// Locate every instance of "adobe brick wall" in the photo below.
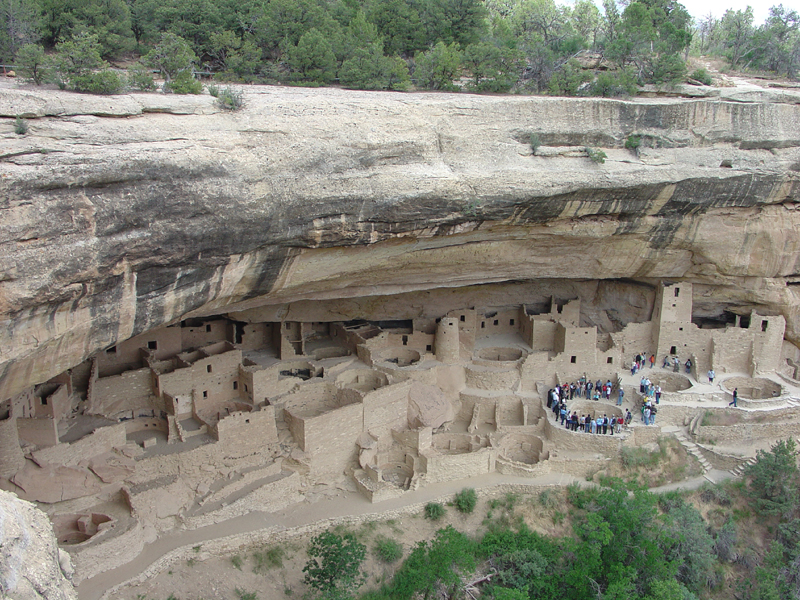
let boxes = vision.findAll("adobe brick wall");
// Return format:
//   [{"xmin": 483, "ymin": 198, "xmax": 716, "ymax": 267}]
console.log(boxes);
[
  {"xmin": 420, "ymin": 446, "xmax": 495, "ymax": 484},
  {"xmin": 212, "ymin": 406, "xmax": 278, "ymax": 450},
  {"xmin": 362, "ymin": 380, "xmax": 411, "ymax": 441},
  {"xmin": 89, "ymin": 368, "xmax": 153, "ymax": 415}
]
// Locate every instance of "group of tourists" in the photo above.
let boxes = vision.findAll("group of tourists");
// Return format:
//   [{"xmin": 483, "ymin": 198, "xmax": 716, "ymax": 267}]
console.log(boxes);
[
  {"xmin": 662, "ymin": 355, "xmax": 692, "ymax": 373},
  {"xmin": 547, "ymin": 377, "xmax": 616, "ymax": 405},
  {"xmin": 639, "ymin": 376, "xmax": 662, "ymax": 404},
  {"xmin": 640, "ymin": 399, "xmax": 658, "ymax": 425},
  {"xmin": 630, "ymin": 352, "xmax": 655, "ymax": 375},
  {"xmin": 554, "ymin": 407, "xmax": 633, "ymax": 435}
]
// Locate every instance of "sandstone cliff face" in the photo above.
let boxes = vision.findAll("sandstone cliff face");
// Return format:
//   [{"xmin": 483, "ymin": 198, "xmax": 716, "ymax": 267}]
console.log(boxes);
[
  {"xmin": 0, "ymin": 489, "xmax": 77, "ymax": 600},
  {"xmin": 1, "ymin": 82, "xmax": 799, "ymax": 398}
]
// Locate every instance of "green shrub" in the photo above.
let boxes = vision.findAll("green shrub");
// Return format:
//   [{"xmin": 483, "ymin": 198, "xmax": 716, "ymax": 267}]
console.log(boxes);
[
  {"xmin": 690, "ymin": 68, "xmax": 713, "ymax": 86},
  {"xmin": 538, "ymin": 489, "xmax": 559, "ymax": 509},
  {"xmin": 373, "ymin": 536, "xmax": 403, "ymax": 563},
  {"xmin": 164, "ymin": 71, "xmax": 202, "ymax": 94},
  {"xmin": 235, "ymin": 588, "xmax": 257, "ymax": 600},
  {"xmin": 585, "ymin": 147, "xmax": 607, "ymax": 164},
  {"xmin": 128, "ymin": 64, "xmax": 156, "ymax": 91},
  {"xmin": 530, "ymin": 133, "xmax": 541, "ymax": 154},
  {"xmin": 303, "ymin": 530, "xmax": 366, "ymax": 598},
  {"xmin": 253, "ymin": 545, "xmax": 284, "ymax": 573},
  {"xmin": 14, "ymin": 116, "xmax": 28, "ymax": 135},
  {"xmin": 72, "ymin": 70, "xmax": 124, "ymax": 94},
  {"xmin": 624, "ymin": 135, "xmax": 641, "ymax": 153},
  {"xmin": 231, "ymin": 554, "xmax": 243, "ymax": 570},
  {"xmin": 207, "ymin": 84, "xmax": 220, "ymax": 97},
  {"xmin": 454, "ymin": 488, "xmax": 478, "ymax": 514},
  {"xmin": 425, "ymin": 502, "xmax": 446, "ymax": 520},
  {"xmin": 215, "ymin": 87, "xmax": 244, "ymax": 111}
]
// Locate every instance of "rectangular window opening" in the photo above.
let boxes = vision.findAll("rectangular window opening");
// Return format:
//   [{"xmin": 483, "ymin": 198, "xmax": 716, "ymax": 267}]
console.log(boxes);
[
  {"xmin": 481, "ymin": 322, "xmax": 485, "ymax": 329},
  {"xmin": 762, "ymin": 321, "xmax": 768, "ymax": 332},
  {"xmin": 460, "ymin": 315, "xmax": 466, "ymax": 322},
  {"xmin": 510, "ymin": 319, "xmax": 515, "ymax": 326},
  {"xmin": 493, "ymin": 320, "xmax": 499, "ymax": 326},
  {"xmin": 147, "ymin": 341, "xmax": 158, "ymax": 350},
  {"xmin": 426, "ymin": 344, "xmax": 432, "ymax": 352},
  {"xmin": 670, "ymin": 346, "xmax": 677, "ymax": 354},
  {"xmin": 206, "ymin": 324, "xmax": 211, "ymax": 332},
  {"xmin": 402, "ymin": 335, "xmax": 408, "ymax": 346},
  {"xmin": 570, "ymin": 356, "xmax": 577, "ymax": 364},
  {"xmin": 233, "ymin": 381, "xmax": 238, "ymax": 390},
  {"xmin": 674, "ymin": 288, "xmax": 680, "ymax": 297},
  {"xmin": 206, "ymin": 365, "xmax": 212, "ymax": 373},
  {"xmin": 202, "ymin": 390, "xmax": 208, "ymax": 398},
  {"xmin": 607, "ymin": 357, "xmax": 613, "ymax": 364}
]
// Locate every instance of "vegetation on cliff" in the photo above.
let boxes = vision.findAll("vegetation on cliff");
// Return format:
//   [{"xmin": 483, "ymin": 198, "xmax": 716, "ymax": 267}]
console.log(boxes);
[{"xmin": 3, "ymin": 0, "xmax": 798, "ymax": 95}]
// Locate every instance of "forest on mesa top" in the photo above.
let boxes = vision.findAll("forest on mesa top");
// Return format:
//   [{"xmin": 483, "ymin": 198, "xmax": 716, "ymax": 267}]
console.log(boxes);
[{"xmin": 1, "ymin": 0, "xmax": 799, "ymax": 95}]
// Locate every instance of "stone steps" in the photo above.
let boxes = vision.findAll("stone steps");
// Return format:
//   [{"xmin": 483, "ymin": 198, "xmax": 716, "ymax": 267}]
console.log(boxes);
[
  {"xmin": 674, "ymin": 431, "xmax": 712, "ymax": 474},
  {"xmin": 729, "ymin": 456, "xmax": 758, "ymax": 478}
]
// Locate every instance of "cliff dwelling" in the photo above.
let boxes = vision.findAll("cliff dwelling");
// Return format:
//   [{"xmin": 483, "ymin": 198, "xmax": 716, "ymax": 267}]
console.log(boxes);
[{"xmin": 2, "ymin": 82, "xmax": 800, "ymax": 597}]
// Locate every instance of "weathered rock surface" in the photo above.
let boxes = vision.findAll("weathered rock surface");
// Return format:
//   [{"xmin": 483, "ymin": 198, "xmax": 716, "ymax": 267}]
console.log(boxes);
[
  {"xmin": 0, "ymin": 489, "xmax": 78, "ymax": 600},
  {"xmin": 1, "ymin": 82, "xmax": 799, "ymax": 398},
  {"xmin": 408, "ymin": 382, "xmax": 455, "ymax": 429}
]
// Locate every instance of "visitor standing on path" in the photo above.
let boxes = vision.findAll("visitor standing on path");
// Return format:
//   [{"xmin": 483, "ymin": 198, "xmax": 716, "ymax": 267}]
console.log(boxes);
[
  {"xmin": 649, "ymin": 354, "xmax": 655, "ymax": 368},
  {"xmin": 673, "ymin": 356, "xmax": 680, "ymax": 372},
  {"xmin": 708, "ymin": 369, "xmax": 715, "ymax": 384},
  {"xmin": 729, "ymin": 388, "xmax": 738, "ymax": 407},
  {"xmin": 617, "ymin": 387, "xmax": 624, "ymax": 406}
]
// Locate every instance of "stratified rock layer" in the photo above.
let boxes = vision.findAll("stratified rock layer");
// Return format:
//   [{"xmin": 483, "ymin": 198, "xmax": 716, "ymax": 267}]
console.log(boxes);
[{"xmin": 1, "ymin": 83, "xmax": 799, "ymax": 398}]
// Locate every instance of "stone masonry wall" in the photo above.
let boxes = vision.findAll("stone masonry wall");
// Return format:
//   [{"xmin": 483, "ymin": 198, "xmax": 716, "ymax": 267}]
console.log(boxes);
[{"xmin": 31, "ymin": 423, "xmax": 127, "ymax": 467}]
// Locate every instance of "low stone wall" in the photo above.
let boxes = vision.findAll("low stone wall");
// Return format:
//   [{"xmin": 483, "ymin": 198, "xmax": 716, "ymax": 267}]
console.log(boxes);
[
  {"xmin": 543, "ymin": 416, "xmax": 623, "ymax": 454},
  {"xmin": 464, "ymin": 365, "xmax": 519, "ymax": 391},
  {"xmin": 695, "ymin": 423, "xmax": 800, "ymax": 443},
  {"xmin": 420, "ymin": 447, "xmax": 496, "ymax": 484},
  {"xmin": 495, "ymin": 456, "xmax": 552, "ymax": 478},
  {"xmin": 32, "ymin": 423, "xmax": 127, "ymax": 467},
  {"xmin": 69, "ymin": 518, "xmax": 146, "ymax": 585},
  {"xmin": 182, "ymin": 471, "xmax": 302, "ymax": 529}
]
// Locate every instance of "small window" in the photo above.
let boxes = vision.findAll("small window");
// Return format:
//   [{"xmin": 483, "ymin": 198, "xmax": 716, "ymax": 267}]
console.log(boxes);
[
  {"xmin": 244, "ymin": 384, "xmax": 249, "ymax": 392},
  {"xmin": 510, "ymin": 319, "xmax": 515, "ymax": 326},
  {"xmin": 762, "ymin": 321, "xmax": 768, "ymax": 332},
  {"xmin": 148, "ymin": 341, "xmax": 157, "ymax": 350},
  {"xmin": 679, "ymin": 327, "xmax": 683, "ymax": 331},
  {"xmin": 207, "ymin": 365, "xmax": 212, "ymax": 373},
  {"xmin": 426, "ymin": 345, "xmax": 432, "ymax": 352},
  {"xmin": 233, "ymin": 381, "xmax": 238, "ymax": 390},
  {"xmin": 460, "ymin": 315, "xmax": 465, "ymax": 322},
  {"xmin": 570, "ymin": 356, "xmax": 577, "ymax": 364},
  {"xmin": 206, "ymin": 324, "xmax": 211, "ymax": 332},
  {"xmin": 674, "ymin": 288, "xmax": 680, "ymax": 297},
  {"xmin": 203, "ymin": 390, "xmax": 208, "ymax": 398},
  {"xmin": 672, "ymin": 304, "xmax": 677, "ymax": 308},
  {"xmin": 448, "ymin": 322, "xmax": 454, "ymax": 326},
  {"xmin": 607, "ymin": 357, "xmax": 613, "ymax": 364},
  {"xmin": 481, "ymin": 322, "xmax": 485, "ymax": 329},
  {"xmin": 670, "ymin": 346, "xmax": 677, "ymax": 354},
  {"xmin": 493, "ymin": 320, "xmax": 499, "ymax": 326},
  {"xmin": 41, "ymin": 397, "xmax": 48, "ymax": 405},
  {"xmin": 245, "ymin": 419, "xmax": 250, "ymax": 424},
  {"xmin": 107, "ymin": 346, "xmax": 117, "ymax": 354},
  {"xmin": 402, "ymin": 335, "xmax": 408, "ymax": 346}
]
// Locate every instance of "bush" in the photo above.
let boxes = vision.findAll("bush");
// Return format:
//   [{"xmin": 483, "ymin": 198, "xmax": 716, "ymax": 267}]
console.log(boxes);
[
  {"xmin": 690, "ymin": 68, "xmax": 713, "ymax": 86},
  {"xmin": 585, "ymin": 147, "xmax": 607, "ymax": 164},
  {"xmin": 207, "ymin": 84, "xmax": 220, "ymax": 97},
  {"xmin": 128, "ymin": 64, "xmax": 156, "ymax": 91},
  {"xmin": 235, "ymin": 588, "xmax": 256, "ymax": 600},
  {"xmin": 72, "ymin": 70, "xmax": 124, "ymax": 94},
  {"xmin": 530, "ymin": 133, "xmax": 541, "ymax": 154},
  {"xmin": 164, "ymin": 71, "xmax": 202, "ymax": 94},
  {"xmin": 14, "ymin": 116, "xmax": 28, "ymax": 135},
  {"xmin": 215, "ymin": 87, "xmax": 244, "ymax": 111},
  {"xmin": 587, "ymin": 68, "xmax": 638, "ymax": 97},
  {"xmin": 15, "ymin": 44, "xmax": 50, "ymax": 85},
  {"xmin": 303, "ymin": 530, "xmax": 366, "ymax": 598},
  {"xmin": 253, "ymin": 545, "xmax": 284, "ymax": 573},
  {"xmin": 454, "ymin": 488, "xmax": 478, "ymax": 514},
  {"xmin": 425, "ymin": 502, "xmax": 446, "ymax": 520},
  {"xmin": 625, "ymin": 135, "xmax": 641, "ymax": 154},
  {"xmin": 373, "ymin": 537, "xmax": 403, "ymax": 563}
]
